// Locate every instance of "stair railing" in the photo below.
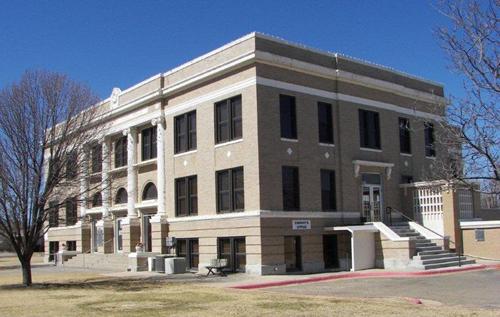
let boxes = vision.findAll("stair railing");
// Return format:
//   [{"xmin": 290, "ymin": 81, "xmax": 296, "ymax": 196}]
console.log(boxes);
[{"xmin": 386, "ymin": 206, "xmax": 463, "ymax": 267}]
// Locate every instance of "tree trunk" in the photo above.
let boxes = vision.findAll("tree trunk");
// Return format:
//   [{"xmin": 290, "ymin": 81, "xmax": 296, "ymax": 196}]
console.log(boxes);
[{"xmin": 21, "ymin": 258, "xmax": 32, "ymax": 287}]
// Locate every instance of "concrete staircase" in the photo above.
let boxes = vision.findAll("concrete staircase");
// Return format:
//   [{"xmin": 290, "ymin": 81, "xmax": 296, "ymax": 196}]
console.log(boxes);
[
  {"xmin": 62, "ymin": 253, "xmax": 129, "ymax": 271},
  {"xmin": 389, "ymin": 222, "xmax": 476, "ymax": 270}
]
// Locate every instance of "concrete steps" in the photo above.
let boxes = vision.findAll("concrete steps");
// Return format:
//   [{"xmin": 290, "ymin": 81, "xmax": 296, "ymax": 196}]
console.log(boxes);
[{"xmin": 388, "ymin": 223, "xmax": 476, "ymax": 270}]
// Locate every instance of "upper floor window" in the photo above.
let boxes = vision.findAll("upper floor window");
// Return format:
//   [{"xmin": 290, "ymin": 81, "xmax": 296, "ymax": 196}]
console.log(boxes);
[
  {"xmin": 175, "ymin": 176, "xmax": 198, "ymax": 217},
  {"xmin": 175, "ymin": 111, "xmax": 197, "ymax": 153},
  {"xmin": 115, "ymin": 188, "xmax": 128, "ymax": 205},
  {"xmin": 321, "ymin": 170, "xmax": 336, "ymax": 211},
  {"xmin": 424, "ymin": 122, "xmax": 436, "ymax": 157},
  {"xmin": 401, "ymin": 175, "xmax": 414, "ymax": 184},
  {"xmin": 280, "ymin": 95, "xmax": 297, "ymax": 139},
  {"xmin": 282, "ymin": 166, "xmax": 300, "ymax": 211},
  {"xmin": 92, "ymin": 192, "xmax": 102, "ymax": 208},
  {"xmin": 91, "ymin": 144, "xmax": 102, "ymax": 173},
  {"xmin": 318, "ymin": 102, "xmax": 334, "ymax": 144},
  {"xmin": 114, "ymin": 136, "xmax": 127, "ymax": 168},
  {"xmin": 359, "ymin": 109, "xmax": 381, "ymax": 149},
  {"xmin": 399, "ymin": 117, "xmax": 411, "ymax": 154},
  {"xmin": 65, "ymin": 197, "xmax": 77, "ymax": 226},
  {"xmin": 142, "ymin": 182, "xmax": 158, "ymax": 201},
  {"xmin": 66, "ymin": 151, "xmax": 78, "ymax": 180},
  {"xmin": 141, "ymin": 127, "xmax": 157, "ymax": 161},
  {"xmin": 215, "ymin": 95, "xmax": 242, "ymax": 144},
  {"xmin": 48, "ymin": 201, "xmax": 59, "ymax": 227},
  {"xmin": 216, "ymin": 167, "xmax": 244, "ymax": 213}
]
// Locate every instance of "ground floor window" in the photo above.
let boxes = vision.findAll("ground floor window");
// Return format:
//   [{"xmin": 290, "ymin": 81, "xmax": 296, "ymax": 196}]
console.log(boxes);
[
  {"xmin": 284, "ymin": 236, "xmax": 301, "ymax": 272},
  {"xmin": 218, "ymin": 237, "xmax": 246, "ymax": 273},
  {"xmin": 66, "ymin": 240, "xmax": 77, "ymax": 251},
  {"xmin": 176, "ymin": 238, "xmax": 199, "ymax": 271}
]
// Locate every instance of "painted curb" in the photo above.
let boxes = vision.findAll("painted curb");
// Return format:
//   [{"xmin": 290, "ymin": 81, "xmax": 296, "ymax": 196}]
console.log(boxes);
[{"xmin": 231, "ymin": 264, "xmax": 499, "ymax": 290}]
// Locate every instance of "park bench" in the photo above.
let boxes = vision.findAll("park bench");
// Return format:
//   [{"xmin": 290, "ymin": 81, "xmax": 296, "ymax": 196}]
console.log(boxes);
[{"xmin": 205, "ymin": 258, "xmax": 228, "ymax": 276}]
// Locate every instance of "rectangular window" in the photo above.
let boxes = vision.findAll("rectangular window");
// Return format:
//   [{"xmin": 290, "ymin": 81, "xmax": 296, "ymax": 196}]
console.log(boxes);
[
  {"xmin": 321, "ymin": 170, "xmax": 336, "ymax": 211},
  {"xmin": 424, "ymin": 122, "xmax": 436, "ymax": 157},
  {"xmin": 176, "ymin": 238, "xmax": 199, "ymax": 270},
  {"xmin": 141, "ymin": 127, "xmax": 157, "ymax": 161},
  {"xmin": 215, "ymin": 96, "xmax": 242, "ymax": 144},
  {"xmin": 65, "ymin": 197, "xmax": 77, "ymax": 226},
  {"xmin": 175, "ymin": 111, "xmax": 196, "ymax": 154},
  {"xmin": 114, "ymin": 136, "xmax": 127, "ymax": 168},
  {"xmin": 175, "ymin": 175, "xmax": 197, "ymax": 217},
  {"xmin": 217, "ymin": 237, "xmax": 246, "ymax": 273},
  {"xmin": 66, "ymin": 151, "xmax": 78, "ymax": 180},
  {"xmin": 216, "ymin": 167, "xmax": 244, "ymax": 213},
  {"xmin": 399, "ymin": 117, "xmax": 411, "ymax": 154},
  {"xmin": 91, "ymin": 144, "xmax": 102, "ymax": 173},
  {"xmin": 401, "ymin": 175, "xmax": 414, "ymax": 184},
  {"xmin": 282, "ymin": 166, "xmax": 300, "ymax": 211},
  {"xmin": 318, "ymin": 102, "xmax": 334, "ymax": 144},
  {"xmin": 66, "ymin": 241, "xmax": 77, "ymax": 251},
  {"xmin": 280, "ymin": 95, "xmax": 297, "ymax": 139},
  {"xmin": 359, "ymin": 109, "xmax": 381, "ymax": 149},
  {"xmin": 48, "ymin": 201, "xmax": 59, "ymax": 227}
]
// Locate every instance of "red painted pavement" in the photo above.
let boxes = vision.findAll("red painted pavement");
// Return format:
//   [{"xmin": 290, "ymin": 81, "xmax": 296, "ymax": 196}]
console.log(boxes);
[{"xmin": 231, "ymin": 264, "xmax": 500, "ymax": 290}]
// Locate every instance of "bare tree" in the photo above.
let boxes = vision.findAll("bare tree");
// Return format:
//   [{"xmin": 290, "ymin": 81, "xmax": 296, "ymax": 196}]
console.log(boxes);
[
  {"xmin": 431, "ymin": 0, "xmax": 499, "ymax": 194},
  {"xmin": 0, "ymin": 70, "xmax": 106, "ymax": 286}
]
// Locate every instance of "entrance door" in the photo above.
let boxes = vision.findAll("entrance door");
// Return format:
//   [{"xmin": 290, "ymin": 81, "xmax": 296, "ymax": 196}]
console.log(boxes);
[
  {"xmin": 323, "ymin": 235, "xmax": 339, "ymax": 269},
  {"xmin": 218, "ymin": 237, "xmax": 246, "ymax": 273},
  {"xmin": 362, "ymin": 186, "xmax": 382, "ymax": 221},
  {"xmin": 142, "ymin": 215, "xmax": 152, "ymax": 252},
  {"xmin": 91, "ymin": 220, "xmax": 98, "ymax": 253},
  {"xmin": 49, "ymin": 241, "xmax": 59, "ymax": 262},
  {"xmin": 115, "ymin": 218, "xmax": 123, "ymax": 253},
  {"xmin": 284, "ymin": 236, "xmax": 302, "ymax": 272}
]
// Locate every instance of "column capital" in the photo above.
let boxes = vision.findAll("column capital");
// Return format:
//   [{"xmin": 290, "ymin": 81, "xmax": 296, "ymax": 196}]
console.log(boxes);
[
  {"xmin": 151, "ymin": 116, "xmax": 165, "ymax": 127},
  {"xmin": 122, "ymin": 127, "xmax": 137, "ymax": 136}
]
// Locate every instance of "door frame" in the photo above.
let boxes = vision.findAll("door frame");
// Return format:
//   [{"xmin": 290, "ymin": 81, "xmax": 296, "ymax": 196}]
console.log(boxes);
[
  {"xmin": 361, "ymin": 173, "xmax": 383, "ymax": 222},
  {"xmin": 141, "ymin": 214, "xmax": 152, "ymax": 252},
  {"xmin": 115, "ymin": 217, "xmax": 124, "ymax": 253}
]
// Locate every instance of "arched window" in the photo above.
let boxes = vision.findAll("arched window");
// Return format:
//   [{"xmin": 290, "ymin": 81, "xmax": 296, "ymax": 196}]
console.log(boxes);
[
  {"xmin": 92, "ymin": 192, "xmax": 102, "ymax": 208},
  {"xmin": 142, "ymin": 183, "xmax": 157, "ymax": 201},
  {"xmin": 115, "ymin": 188, "xmax": 128, "ymax": 204}
]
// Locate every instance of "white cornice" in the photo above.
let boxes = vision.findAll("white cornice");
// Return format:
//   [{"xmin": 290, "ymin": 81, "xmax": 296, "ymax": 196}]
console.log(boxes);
[{"xmin": 460, "ymin": 220, "xmax": 500, "ymax": 229}]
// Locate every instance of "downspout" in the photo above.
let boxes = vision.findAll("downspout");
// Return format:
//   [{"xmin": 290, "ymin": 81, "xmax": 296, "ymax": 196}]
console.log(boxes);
[{"xmin": 333, "ymin": 53, "xmax": 345, "ymax": 222}]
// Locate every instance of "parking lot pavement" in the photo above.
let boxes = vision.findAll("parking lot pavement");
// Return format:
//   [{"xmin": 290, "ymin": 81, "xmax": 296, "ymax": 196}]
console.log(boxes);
[{"xmin": 264, "ymin": 269, "xmax": 500, "ymax": 309}]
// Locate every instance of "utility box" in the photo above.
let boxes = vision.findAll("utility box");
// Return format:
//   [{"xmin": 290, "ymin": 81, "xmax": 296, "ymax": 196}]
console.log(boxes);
[
  {"xmin": 165, "ymin": 257, "xmax": 186, "ymax": 274},
  {"xmin": 155, "ymin": 255, "xmax": 170, "ymax": 273}
]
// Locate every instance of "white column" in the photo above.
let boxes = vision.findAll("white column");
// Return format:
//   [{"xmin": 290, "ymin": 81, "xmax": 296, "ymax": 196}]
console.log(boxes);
[
  {"xmin": 79, "ymin": 149, "xmax": 88, "ymax": 219},
  {"xmin": 152, "ymin": 117, "xmax": 166, "ymax": 217},
  {"xmin": 124, "ymin": 128, "xmax": 138, "ymax": 218},
  {"xmin": 101, "ymin": 138, "xmax": 111, "ymax": 218}
]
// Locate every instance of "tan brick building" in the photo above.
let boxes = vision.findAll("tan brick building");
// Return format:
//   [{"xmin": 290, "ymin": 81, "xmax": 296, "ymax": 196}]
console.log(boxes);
[{"xmin": 46, "ymin": 33, "xmax": 473, "ymax": 274}]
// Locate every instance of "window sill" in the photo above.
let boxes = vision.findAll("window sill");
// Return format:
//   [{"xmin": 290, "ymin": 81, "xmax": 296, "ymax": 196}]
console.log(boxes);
[
  {"xmin": 319, "ymin": 142, "xmax": 335, "ymax": 148},
  {"xmin": 360, "ymin": 147, "xmax": 382, "ymax": 153},
  {"xmin": 134, "ymin": 158, "xmax": 157, "ymax": 168},
  {"xmin": 400, "ymin": 153, "xmax": 413, "ymax": 157},
  {"xmin": 110, "ymin": 166, "xmax": 128, "ymax": 173},
  {"xmin": 281, "ymin": 138, "xmax": 298, "ymax": 143},
  {"xmin": 173, "ymin": 149, "xmax": 197, "ymax": 158},
  {"xmin": 215, "ymin": 138, "xmax": 243, "ymax": 148},
  {"xmin": 89, "ymin": 172, "xmax": 102, "ymax": 177},
  {"xmin": 425, "ymin": 156, "xmax": 436, "ymax": 160}
]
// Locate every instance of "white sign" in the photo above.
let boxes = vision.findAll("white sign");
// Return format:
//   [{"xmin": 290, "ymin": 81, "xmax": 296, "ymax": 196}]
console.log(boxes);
[{"xmin": 292, "ymin": 219, "xmax": 311, "ymax": 230}]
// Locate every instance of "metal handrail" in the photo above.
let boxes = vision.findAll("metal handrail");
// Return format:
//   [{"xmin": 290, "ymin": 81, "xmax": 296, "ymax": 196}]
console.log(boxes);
[{"xmin": 386, "ymin": 206, "xmax": 463, "ymax": 267}]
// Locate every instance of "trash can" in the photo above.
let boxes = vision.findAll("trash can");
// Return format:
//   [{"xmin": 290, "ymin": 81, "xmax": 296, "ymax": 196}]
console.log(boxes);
[{"xmin": 147, "ymin": 257, "xmax": 156, "ymax": 272}]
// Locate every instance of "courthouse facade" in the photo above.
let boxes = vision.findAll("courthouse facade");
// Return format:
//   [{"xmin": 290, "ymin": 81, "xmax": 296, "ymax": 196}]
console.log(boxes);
[{"xmin": 45, "ymin": 33, "xmax": 450, "ymax": 274}]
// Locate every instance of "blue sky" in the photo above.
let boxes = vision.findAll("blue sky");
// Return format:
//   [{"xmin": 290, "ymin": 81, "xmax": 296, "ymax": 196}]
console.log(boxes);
[{"xmin": 0, "ymin": 1, "xmax": 461, "ymax": 99}]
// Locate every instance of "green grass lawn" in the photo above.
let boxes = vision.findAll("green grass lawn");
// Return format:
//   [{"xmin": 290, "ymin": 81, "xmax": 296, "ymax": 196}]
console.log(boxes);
[{"xmin": 0, "ymin": 266, "xmax": 497, "ymax": 317}]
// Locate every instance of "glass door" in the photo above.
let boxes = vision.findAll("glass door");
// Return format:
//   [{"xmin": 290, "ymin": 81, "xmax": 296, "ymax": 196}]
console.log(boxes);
[
  {"xmin": 362, "ymin": 185, "xmax": 383, "ymax": 222},
  {"xmin": 115, "ymin": 218, "xmax": 123, "ymax": 253},
  {"xmin": 142, "ymin": 215, "xmax": 152, "ymax": 252}
]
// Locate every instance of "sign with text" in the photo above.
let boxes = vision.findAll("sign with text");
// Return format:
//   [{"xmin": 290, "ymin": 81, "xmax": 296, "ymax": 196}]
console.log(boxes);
[{"xmin": 292, "ymin": 219, "xmax": 311, "ymax": 230}]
